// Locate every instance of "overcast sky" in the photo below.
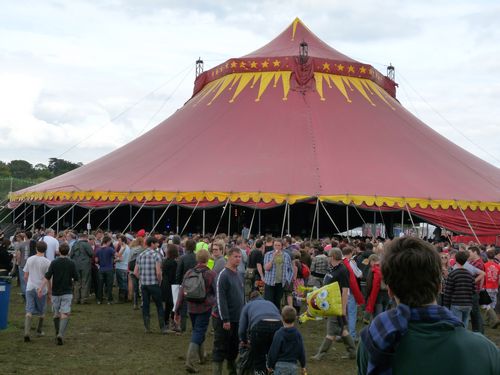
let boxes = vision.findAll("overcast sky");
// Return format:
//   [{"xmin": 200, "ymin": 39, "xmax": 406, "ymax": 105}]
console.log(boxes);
[{"xmin": 1, "ymin": 0, "xmax": 499, "ymax": 168}]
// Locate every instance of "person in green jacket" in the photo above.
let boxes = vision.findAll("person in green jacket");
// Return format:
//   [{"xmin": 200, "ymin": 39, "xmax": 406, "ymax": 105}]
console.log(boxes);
[{"xmin": 357, "ymin": 237, "xmax": 500, "ymax": 375}]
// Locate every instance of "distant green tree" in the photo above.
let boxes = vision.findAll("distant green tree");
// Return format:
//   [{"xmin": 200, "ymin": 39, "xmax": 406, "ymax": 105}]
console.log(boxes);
[
  {"xmin": 48, "ymin": 158, "xmax": 81, "ymax": 176},
  {"xmin": 34, "ymin": 163, "xmax": 52, "ymax": 179},
  {"xmin": 0, "ymin": 161, "xmax": 10, "ymax": 177},
  {"xmin": 8, "ymin": 160, "xmax": 34, "ymax": 179}
]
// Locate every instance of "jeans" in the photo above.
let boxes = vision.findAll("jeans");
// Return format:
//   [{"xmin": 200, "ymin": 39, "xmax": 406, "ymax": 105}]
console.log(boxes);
[
  {"xmin": 274, "ymin": 361, "xmax": 298, "ymax": 375},
  {"xmin": 249, "ymin": 320, "xmax": 282, "ymax": 373},
  {"xmin": 470, "ymin": 292, "xmax": 484, "ymax": 333},
  {"xmin": 98, "ymin": 270, "xmax": 114, "ymax": 302},
  {"xmin": 264, "ymin": 283, "xmax": 284, "ymax": 310},
  {"xmin": 141, "ymin": 284, "xmax": 165, "ymax": 328},
  {"xmin": 189, "ymin": 310, "xmax": 211, "ymax": 345},
  {"xmin": 347, "ymin": 293, "xmax": 357, "ymax": 339},
  {"xmin": 115, "ymin": 269, "xmax": 128, "ymax": 292},
  {"xmin": 450, "ymin": 305, "xmax": 472, "ymax": 328}
]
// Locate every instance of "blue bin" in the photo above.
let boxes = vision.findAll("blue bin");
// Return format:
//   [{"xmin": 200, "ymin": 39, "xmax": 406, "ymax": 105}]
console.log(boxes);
[{"xmin": 0, "ymin": 279, "xmax": 11, "ymax": 330}]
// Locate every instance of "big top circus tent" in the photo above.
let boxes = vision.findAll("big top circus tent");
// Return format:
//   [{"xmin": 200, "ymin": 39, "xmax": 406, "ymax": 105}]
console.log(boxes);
[{"xmin": 7, "ymin": 18, "xmax": 500, "ymax": 240}]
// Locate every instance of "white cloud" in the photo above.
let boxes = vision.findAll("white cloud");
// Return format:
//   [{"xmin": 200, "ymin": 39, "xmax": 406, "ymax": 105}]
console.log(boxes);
[{"xmin": 0, "ymin": 0, "xmax": 499, "ymax": 168}]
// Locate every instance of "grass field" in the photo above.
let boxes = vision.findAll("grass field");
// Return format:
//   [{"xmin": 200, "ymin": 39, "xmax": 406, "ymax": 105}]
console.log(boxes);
[{"xmin": 1, "ymin": 284, "xmax": 499, "ymax": 375}]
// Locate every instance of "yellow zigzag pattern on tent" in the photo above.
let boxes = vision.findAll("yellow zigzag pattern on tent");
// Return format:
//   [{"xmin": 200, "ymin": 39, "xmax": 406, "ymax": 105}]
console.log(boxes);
[
  {"xmin": 191, "ymin": 71, "xmax": 395, "ymax": 109},
  {"xmin": 8, "ymin": 191, "xmax": 500, "ymax": 211}
]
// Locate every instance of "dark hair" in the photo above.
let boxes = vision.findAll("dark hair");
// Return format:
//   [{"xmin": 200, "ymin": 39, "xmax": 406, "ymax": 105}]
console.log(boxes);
[
  {"xmin": 381, "ymin": 237, "xmax": 441, "ymax": 307},
  {"xmin": 59, "ymin": 243, "xmax": 70, "ymax": 256},
  {"xmin": 36, "ymin": 241, "xmax": 47, "ymax": 253},
  {"xmin": 185, "ymin": 239, "xmax": 196, "ymax": 253},
  {"xmin": 486, "ymin": 249, "xmax": 496, "ymax": 260},
  {"xmin": 468, "ymin": 246, "xmax": 480, "ymax": 256},
  {"xmin": 25, "ymin": 231, "xmax": 33, "ymax": 239},
  {"xmin": 455, "ymin": 251, "xmax": 469, "ymax": 265},
  {"xmin": 102, "ymin": 236, "xmax": 112, "ymax": 245},
  {"xmin": 146, "ymin": 236, "xmax": 159, "ymax": 247},
  {"xmin": 166, "ymin": 244, "xmax": 179, "ymax": 259},
  {"xmin": 281, "ymin": 305, "xmax": 296, "ymax": 324},
  {"xmin": 358, "ymin": 242, "xmax": 366, "ymax": 251},
  {"xmin": 172, "ymin": 235, "xmax": 181, "ymax": 245},
  {"xmin": 255, "ymin": 239, "xmax": 263, "ymax": 249},
  {"xmin": 365, "ymin": 242, "xmax": 374, "ymax": 251},
  {"xmin": 249, "ymin": 291, "xmax": 261, "ymax": 300}
]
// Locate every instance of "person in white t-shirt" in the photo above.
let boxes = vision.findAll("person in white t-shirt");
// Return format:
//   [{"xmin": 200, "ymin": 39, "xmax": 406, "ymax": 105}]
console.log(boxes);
[
  {"xmin": 23, "ymin": 241, "xmax": 51, "ymax": 342},
  {"xmin": 41, "ymin": 228, "xmax": 59, "ymax": 261}
]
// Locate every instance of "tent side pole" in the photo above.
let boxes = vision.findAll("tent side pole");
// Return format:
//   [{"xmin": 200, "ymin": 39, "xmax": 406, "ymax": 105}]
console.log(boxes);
[
  {"xmin": 227, "ymin": 204, "xmax": 232, "ymax": 235},
  {"xmin": 176, "ymin": 205, "xmax": 180, "ymax": 234},
  {"xmin": 316, "ymin": 199, "xmax": 320, "ymax": 240},
  {"xmin": 202, "ymin": 209, "xmax": 206, "ymax": 236},
  {"xmin": 258, "ymin": 209, "xmax": 261, "ymax": 236},
  {"xmin": 287, "ymin": 203, "xmax": 291, "ymax": 235},
  {"xmin": 32, "ymin": 205, "xmax": 36, "ymax": 232}
]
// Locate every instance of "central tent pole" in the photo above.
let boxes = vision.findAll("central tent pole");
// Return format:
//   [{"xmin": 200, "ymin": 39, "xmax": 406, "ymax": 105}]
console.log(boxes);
[
  {"xmin": 287, "ymin": 202, "xmax": 291, "ymax": 235},
  {"xmin": 258, "ymin": 209, "xmax": 261, "ymax": 236},
  {"xmin": 227, "ymin": 204, "xmax": 232, "ymax": 235},
  {"xmin": 346, "ymin": 204, "xmax": 350, "ymax": 239},
  {"xmin": 202, "ymin": 209, "xmax": 206, "ymax": 236},
  {"xmin": 316, "ymin": 199, "xmax": 320, "ymax": 240},
  {"xmin": 176, "ymin": 205, "xmax": 180, "ymax": 234},
  {"xmin": 310, "ymin": 199, "xmax": 318, "ymax": 241},
  {"xmin": 281, "ymin": 201, "xmax": 288, "ymax": 238}
]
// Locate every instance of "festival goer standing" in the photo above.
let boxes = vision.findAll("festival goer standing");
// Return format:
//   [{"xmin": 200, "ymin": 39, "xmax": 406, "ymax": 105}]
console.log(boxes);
[
  {"xmin": 357, "ymin": 237, "xmax": 500, "ymax": 375},
  {"xmin": 39, "ymin": 243, "xmax": 78, "ymax": 345},
  {"xmin": 95, "ymin": 236, "xmax": 115, "ymax": 305},
  {"xmin": 311, "ymin": 248, "xmax": 355, "ymax": 361},
  {"xmin": 468, "ymin": 246, "xmax": 485, "ymax": 333},
  {"xmin": 239, "ymin": 291, "xmax": 282, "ymax": 375},
  {"xmin": 174, "ymin": 249, "xmax": 216, "ymax": 373},
  {"xmin": 176, "ymin": 239, "xmax": 197, "ymax": 332},
  {"xmin": 115, "ymin": 235, "xmax": 131, "ymax": 303},
  {"xmin": 309, "ymin": 245, "xmax": 328, "ymax": 287},
  {"xmin": 23, "ymin": 241, "xmax": 51, "ymax": 342},
  {"xmin": 211, "ymin": 241, "xmax": 226, "ymax": 274},
  {"xmin": 128, "ymin": 235, "xmax": 145, "ymax": 309},
  {"xmin": 134, "ymin": 237, "xmax": 168, "ymax": 334},
  {"xmin": 483, "ymin": 249, "xmax": 500, "ymax": 328},
  {"xmin": 69, "ymin": 233, "xmax": 93, "ymax": 304},
  {"xmin": 41, "ymin": 228, "xmax": 59, "ymax": 261},
  {"xmin": 263, "ymin": 240, "xmax": 293, "ymax": 310},
  {"xmin": 443, "ymin": 251, "xmax": 475, "ymax": 327},
  {"xmin": 161, "ymin": 244, "xmax": 178, "ymax": 330},
  {"xmin": 15, "ymin": 232, "xmax": 30, "ymax": 300},
  {"xmin": 212, "ymin": 248, "xmax": 245, "ymax": 375},
  {"xmin": 342, "ymin": 246, "xmax": 365, "ymax": 341},
  {"xmin": 266, "ymin": 306, "xmax": 306, "ymax": 375}
]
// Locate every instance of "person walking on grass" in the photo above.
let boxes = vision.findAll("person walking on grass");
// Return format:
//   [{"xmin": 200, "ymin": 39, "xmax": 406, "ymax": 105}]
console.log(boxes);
[
  {"xmin": 23, "ymin": 241, "xmax": 51, "ymax": 342},
  {"xmin": 174, "ymin": 249, "xmax": 216, "ymax": 373},
  {"xmin": 134, "ymin": 237, "xmax": 168, "ymax": 334},
  {"xmin": 95, "ymin": 236, "xmax": 115, "ymax": 305},
  {"xmin": 39, "ymin": 243, "xmax": 78, "ymax": 345}
]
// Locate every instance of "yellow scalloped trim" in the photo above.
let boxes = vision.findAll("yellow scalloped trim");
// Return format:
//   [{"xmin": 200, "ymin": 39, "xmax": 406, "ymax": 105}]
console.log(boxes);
[{"xmin": 7, "ymin": 191, "xmax": 500, "ymax": 211}]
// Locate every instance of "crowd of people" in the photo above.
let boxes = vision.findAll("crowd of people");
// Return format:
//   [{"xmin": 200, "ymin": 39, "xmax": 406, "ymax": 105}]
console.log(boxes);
[{"xmin": 1, "ymin": 227, "xmax": 499, "ymax": 374}]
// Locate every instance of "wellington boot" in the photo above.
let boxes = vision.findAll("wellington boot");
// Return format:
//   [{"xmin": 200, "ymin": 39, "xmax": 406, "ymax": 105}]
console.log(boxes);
[
  {"xmin": 212, "ymin": 361, "xmax": 223, "ymax": 375},
  {"xmin": 311, "ymin": 337, "xmax": 333, "ymax": 361},
  {"xmin": 341, "ymin": 335, "xmax": 356, "ymax": 360},
  {"xmin": 185, "ymin": 343, "xmax": 200, "ymax": 373},
  {"xmin": 144, "ymin": 317, "xmax": 151, "ymax": 333},
  {"xmin": 198, "ymin": 342, "xmax": 208, "ymax": 364}
]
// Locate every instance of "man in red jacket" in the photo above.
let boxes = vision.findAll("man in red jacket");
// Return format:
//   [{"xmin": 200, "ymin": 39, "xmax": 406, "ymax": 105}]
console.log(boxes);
[{"xmin": 341, "ymin": 246, "xmax": 365, "ymax": 342}]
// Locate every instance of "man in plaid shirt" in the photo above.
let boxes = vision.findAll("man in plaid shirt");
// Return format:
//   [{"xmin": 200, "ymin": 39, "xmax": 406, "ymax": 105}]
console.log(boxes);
[{"xmin": 134, "ymin": 237, "xmax": 167, "ymax": 334}]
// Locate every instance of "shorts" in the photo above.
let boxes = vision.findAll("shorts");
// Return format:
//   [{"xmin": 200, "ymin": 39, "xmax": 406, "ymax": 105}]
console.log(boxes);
[
  {"xmin": 25, "ymin": 289, "xmax": 47, "ymax": 316},
  {"xmin": 52, "ymin": 294, "xmax": 73, "ymax": 315}
]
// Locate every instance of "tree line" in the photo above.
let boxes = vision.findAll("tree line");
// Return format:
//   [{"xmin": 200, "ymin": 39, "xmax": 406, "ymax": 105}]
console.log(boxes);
[{"xmin": 0, "ymin": 158, "xmax": 83, "ymax": 181}]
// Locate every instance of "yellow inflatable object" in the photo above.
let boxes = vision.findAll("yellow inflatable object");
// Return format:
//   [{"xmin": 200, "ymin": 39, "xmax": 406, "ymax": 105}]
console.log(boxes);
[{"xmin": 298, "ymin": 282, "xmax": 342, "ymax": 323}]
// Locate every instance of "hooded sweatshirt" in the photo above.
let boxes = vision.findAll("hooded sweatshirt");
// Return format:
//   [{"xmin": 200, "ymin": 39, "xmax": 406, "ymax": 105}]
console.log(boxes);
[{"xmin": 267, "ymin": 326, "xmax": 306, "ymax": 369}]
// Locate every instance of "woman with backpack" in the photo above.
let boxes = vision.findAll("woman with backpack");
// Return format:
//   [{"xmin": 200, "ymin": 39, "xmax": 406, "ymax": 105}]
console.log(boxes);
[
  {"xmin": 161, "ymin": 244, "xmax": 178, "ymax": 331},
  {"xmin": 174, "ymin": 249, "xmax": 216, "ymax": 373}
]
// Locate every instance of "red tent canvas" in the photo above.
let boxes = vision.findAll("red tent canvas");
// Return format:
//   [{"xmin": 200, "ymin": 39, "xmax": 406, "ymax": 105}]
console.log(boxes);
[{"xmin": 10, "ymin": 18, "xmax": 500, "ymax": 236}]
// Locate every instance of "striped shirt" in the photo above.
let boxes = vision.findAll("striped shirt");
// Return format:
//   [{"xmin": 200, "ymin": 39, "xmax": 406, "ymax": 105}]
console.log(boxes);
[{"xmin": 443, "ymin": 268, "xmax": 475, "ymax": 307}]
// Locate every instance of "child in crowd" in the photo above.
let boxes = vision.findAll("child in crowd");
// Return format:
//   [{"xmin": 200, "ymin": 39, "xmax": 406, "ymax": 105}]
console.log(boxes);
[{"xmin": 267, "ymin": 306, "xmax": 307, "ymax": 375}]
